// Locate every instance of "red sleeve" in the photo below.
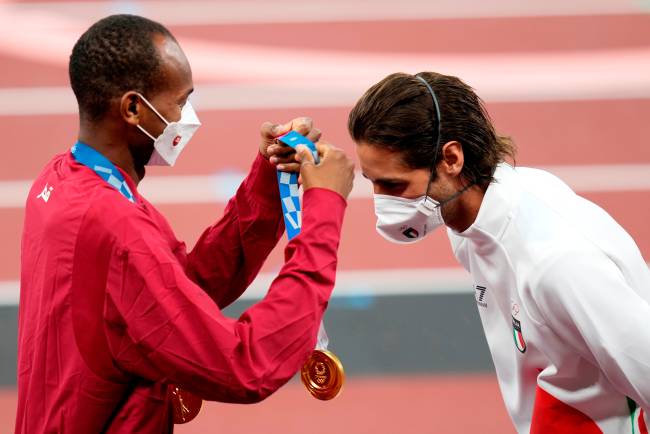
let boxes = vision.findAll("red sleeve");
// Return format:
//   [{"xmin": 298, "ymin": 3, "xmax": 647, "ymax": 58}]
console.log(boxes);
[
  {"xmin": 103, "ymin": 187, "xmax": 347, "ymax": 403},
  {"xmin": 186, "ymin": 153, "xmax": 284, "ymax": 308}
]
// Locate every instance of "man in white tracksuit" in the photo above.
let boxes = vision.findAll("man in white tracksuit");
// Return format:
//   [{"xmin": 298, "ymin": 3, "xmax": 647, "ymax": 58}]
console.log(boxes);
[{"xmin": 348, "ymin": 71, "xmax": 650, "ymax": 433}]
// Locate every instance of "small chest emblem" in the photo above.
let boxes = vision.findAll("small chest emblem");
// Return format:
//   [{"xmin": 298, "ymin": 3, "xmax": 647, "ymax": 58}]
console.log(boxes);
[
  {"xmin": 511, "ymin": 302, "xmax": 527, "ymax": 353},
  {"xmin": 36, "ymin": 183, "xmax": 54, "ymax": 203},
  {"xmin": 475, "ymin": 285, "xmax": 487, "ymax": 308}
]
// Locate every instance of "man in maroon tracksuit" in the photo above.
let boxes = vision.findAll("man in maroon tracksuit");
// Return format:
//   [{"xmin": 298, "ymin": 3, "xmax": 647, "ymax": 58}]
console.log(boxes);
[{"xmin": 16, "ymin": 14, "xmax": 354, "ymax": 433}]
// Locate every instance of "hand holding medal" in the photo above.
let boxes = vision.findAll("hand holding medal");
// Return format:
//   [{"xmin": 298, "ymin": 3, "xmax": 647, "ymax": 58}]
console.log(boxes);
[{"xmin": 276, "ymin": 131, "xmax": 346, "ymax": 401}]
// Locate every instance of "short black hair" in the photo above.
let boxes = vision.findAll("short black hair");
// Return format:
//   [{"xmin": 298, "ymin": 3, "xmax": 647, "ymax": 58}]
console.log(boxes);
[{"xmin": 69, "ymin": 14, "xmax": 176, "ymax": 120}]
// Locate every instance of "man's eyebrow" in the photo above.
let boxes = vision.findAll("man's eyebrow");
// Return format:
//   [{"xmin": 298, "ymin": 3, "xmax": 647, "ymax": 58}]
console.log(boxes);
[
  {"xmin": 376, "ymin": 178, "xmax": 407, "ymax": 184},
  {"xmin": 363, "ymin": 173, "xmax": 407, "ymax": 183},
  {"xmin": 179, "ymin": 88, "xmax": 194, "ymax": 102}
]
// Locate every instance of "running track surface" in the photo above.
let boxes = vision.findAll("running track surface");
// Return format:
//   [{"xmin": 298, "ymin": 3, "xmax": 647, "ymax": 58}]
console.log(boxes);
[
  {"xmin": 0, "ymin": 1, "xmax": 649, "ymax": 432},
  {"xmin": 0, "ymin": 374, "xmax": 516, "ymax": 434}
]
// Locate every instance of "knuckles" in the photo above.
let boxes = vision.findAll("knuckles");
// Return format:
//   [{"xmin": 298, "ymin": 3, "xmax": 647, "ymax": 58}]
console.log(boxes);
[
  {"xmin": 293, "ymin": 117, "xmax": 313, "ymax": 134},
  {"xmin": 259, "ymin": 121, "xmax": 275, "ymax": 137},
  {"xmin": 309, "ymin": 128, "xmax": 322, "ymax": 139}
]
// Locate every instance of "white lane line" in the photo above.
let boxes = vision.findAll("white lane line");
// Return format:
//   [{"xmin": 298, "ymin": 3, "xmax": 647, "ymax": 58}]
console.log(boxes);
[
  {"xmin": 5, "ymin": 71, "xmax": 650, "ymax": 117},
  {"xmin": 0, "ymin": 267, "xmax": 474, "ymax": 306},
  {"xmin": 2, "ymin": 0, "xmax": 645, "ymax": 25},
  {"xmin": 0, "ymin": 83, "xmax": 366, "ymax": 116},
  {"xmin": 542, "ymin": 165, "xmax": 650, "ymax": 193},
  {"xmin": 2, "ymin": 164, "xmax": 649, "ymax": 209},
  {"xmin": 0, "ymin": 281, "xmax": 19, "ymax": 306},
  {"xmin": 242, "ymin": 267, "xmax": 474, "ymax": 300}
]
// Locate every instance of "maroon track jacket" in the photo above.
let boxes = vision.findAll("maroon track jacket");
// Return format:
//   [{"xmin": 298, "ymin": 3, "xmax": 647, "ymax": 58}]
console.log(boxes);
[{"xmin": 16, "ymin": 150, "xmax": 346, "ymax": 433}]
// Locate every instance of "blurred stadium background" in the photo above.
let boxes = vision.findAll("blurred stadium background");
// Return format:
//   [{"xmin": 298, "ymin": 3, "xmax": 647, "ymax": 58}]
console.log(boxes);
[{"xmin": 1, "ymin": 0, "xmax": 649, "ymax": 432}]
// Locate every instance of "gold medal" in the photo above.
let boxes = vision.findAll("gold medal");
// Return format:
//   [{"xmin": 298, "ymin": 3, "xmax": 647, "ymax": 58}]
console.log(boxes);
[
  {"xmin": 300, "ymin": 349, "xmax": 345, "ymax": 400},
  {"xmin": 169, "ymin": 385, "xmax": 202, "ymax": 424}
]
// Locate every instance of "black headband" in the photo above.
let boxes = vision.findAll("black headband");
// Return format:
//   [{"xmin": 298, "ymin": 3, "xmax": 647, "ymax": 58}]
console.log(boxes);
[
  {"xmin": 415, "ymin": 74, "xmax": 443, "ymax": 179},
  {"xmin": 415, "ymin": 74, "xmax": 475, "ymax": 203},
  {"xmin": 415, "ymin": 75, "xmax": 442, "ymax": 166}
]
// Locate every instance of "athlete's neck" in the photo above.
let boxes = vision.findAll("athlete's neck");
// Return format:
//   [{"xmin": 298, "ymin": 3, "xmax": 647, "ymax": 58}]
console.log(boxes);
[
  {"xmin": 443, "ymin": 183, "xmax": 487, "ymax": 233},
  {"xmin": 78, "ymin": 121, "xmax": 145, "ymax": 185}
]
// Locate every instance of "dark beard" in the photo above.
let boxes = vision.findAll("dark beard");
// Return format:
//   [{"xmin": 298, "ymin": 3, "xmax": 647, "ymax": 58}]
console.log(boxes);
[{"xmin": 128, "ymin": 142, "xmax": 154, "ymax": 180}]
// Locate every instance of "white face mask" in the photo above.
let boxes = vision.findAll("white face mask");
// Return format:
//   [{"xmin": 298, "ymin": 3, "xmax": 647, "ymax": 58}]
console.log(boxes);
[
  {"xmin": 374, "ymin": 194, "xmax": 444, "ymax": 244},
  {"xmin": 136, "ymin": 94, "xmax": 201, "ymax": 166}
]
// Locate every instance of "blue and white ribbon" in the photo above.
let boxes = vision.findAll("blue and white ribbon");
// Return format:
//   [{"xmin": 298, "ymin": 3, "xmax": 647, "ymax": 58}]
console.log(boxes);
[
  {"xmin": 71, "ymin": 141, "xmax": 135, "ymax": 203},
  {"xmin": 276, "ymin": 131, "xmax": 320, "ymax": 240},
  {"xmin": 276, "ymin": 131, "xmax": 329, "ymax": 350}
]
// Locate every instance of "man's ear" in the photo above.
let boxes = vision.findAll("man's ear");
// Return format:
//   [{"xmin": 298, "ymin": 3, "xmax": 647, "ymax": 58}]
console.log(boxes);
[
  {"xmin": 120, "ymin": 92, "xmax": 141, "ymax": 126},
  {"xmin": 440, "ymin": 140, "xmax": 464, "ymax": 177}
]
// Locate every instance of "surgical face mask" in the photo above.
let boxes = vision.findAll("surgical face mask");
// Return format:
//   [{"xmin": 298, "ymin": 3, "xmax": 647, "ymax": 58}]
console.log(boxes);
[
  {"xmin": 374, "ymin": 193, "xmax": 444, "ymax": 244},
  {"xmin": 136, "ymin": 93, "xmax": 201, "ymax": 166},
  {"xmin": 374, "ymin": 181, "xmax": 473, "ymax": 244}
]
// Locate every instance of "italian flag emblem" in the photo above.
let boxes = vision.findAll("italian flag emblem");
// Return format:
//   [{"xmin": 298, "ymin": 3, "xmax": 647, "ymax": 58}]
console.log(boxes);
[
  {"xmin": 628, "ymin": 398, "xmax": 649, "ymax": 434},
  {"xmin": 512, "ymin": 316, "xmax": 527, "ymax": 353}
]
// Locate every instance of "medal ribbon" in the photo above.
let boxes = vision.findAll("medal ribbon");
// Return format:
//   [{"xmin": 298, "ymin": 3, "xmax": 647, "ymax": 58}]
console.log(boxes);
[
  {"xmin": 276, "ymin": 131, "xmax": 329, "ymax": 352},
  {"xmin": 71, "ymin": 142, "xmax": 135, "ymax": 203}
]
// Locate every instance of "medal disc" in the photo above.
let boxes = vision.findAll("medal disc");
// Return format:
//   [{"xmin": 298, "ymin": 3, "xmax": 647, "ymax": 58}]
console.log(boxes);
[
  {"xmin": 170, "ymin": 385, "xmax": 202, "ymax": 424},
  {"xmin": 300, "ymin": 349, "xmax": 345, "ymax": 400}
]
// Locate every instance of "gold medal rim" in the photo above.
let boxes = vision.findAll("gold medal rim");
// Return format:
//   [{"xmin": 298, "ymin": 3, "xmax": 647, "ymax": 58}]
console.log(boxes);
[{"xmin": 300, "ymin": 349, "xmax": 345, "ymax": 400}]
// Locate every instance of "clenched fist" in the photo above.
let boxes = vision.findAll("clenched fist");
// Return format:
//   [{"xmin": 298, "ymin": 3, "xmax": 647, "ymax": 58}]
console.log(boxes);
[
  {"xmin": 259, "ymin": 117, "xmax": 321, "ymax": 172},
  {"xmin": 295, "ymin": 143, "xmax": 355, "ymax": 200}
]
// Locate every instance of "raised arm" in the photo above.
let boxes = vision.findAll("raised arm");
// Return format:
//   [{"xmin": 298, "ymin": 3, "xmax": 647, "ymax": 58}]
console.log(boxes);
[
  {"xmin": 186, "ymin": 118, "xmax": 322, "ymax": 308},
  {"xmin": 105, "ymin": 143, "xmax": 354, "ymax": 403}
]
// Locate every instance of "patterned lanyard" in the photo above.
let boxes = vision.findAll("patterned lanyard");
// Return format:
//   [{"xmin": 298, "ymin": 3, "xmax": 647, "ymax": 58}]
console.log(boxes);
[
  {"xmin": 276, "ymin": 133, "xmax": 344, "ymax": 401},
  {"xmin": 71, "ymin": 141, "xmax": 135, "ymax": 203},
  {"xmin": 276, "ymin": 132, "xmax": 330, "ymax": 350},
  {"xmin": 276, "ymin": 131, "xmax": 320, "ymax": 240}
]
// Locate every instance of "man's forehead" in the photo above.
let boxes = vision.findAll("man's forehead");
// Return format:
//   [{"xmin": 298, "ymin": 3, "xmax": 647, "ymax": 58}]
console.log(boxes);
[
  {"xmin": 152, "ymin": 34, "xmax": 190, "ymax": 72},
  {"xmin": 157, "ymin": 36, "xmax": 186, "ymax": 61},
  {"xmin": 152, "ymin": 34, "xmax": 192, "ymax": 94}
]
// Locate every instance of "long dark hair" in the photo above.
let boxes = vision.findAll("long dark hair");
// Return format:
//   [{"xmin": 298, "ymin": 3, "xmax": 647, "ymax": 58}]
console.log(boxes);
[{"xmin": 348, "ymin": 72, "xmax": 515, "ymax": 185}]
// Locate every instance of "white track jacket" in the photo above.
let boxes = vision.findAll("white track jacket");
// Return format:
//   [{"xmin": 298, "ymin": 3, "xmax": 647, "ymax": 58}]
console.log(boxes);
[{"xmin": 448, "ymin": 164, "xmax": 650, "ymax": 433}]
